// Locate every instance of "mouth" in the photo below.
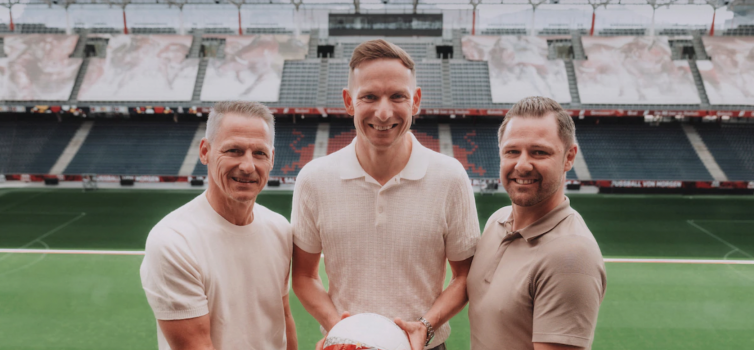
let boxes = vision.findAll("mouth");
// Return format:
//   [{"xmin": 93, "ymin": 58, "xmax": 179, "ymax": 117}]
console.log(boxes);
[
  {"xmin": 369, "ymin": 123, "xmax": 398, "ymax": 131},
  {"xmin": 511, "ymin": 178, "xmax": 539, "ymax": 185},
  {"xmin": 232, "ymin": 177, "xmax": 258, "ymax": 184}
]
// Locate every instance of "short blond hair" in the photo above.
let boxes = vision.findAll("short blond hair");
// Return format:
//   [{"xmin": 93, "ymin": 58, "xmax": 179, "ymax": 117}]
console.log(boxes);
[
  {"xmin": 348, "ymin": 39, "xmax": 415, "ymax": 87},
  {"xmin": 498, "ymin": 96, "xmax": 575, "ymax": 147},
  {"xmin": 206, "ymin": 101, "xmax": 275, "ymax": 147}
]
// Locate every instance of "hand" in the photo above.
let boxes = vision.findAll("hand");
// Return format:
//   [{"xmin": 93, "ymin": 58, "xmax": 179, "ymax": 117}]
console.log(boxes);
[
  {"xmin": 394, "ymin": 318, "xmax": 428, "ymax": 350},
  {"xmin": 315, "ymin": 312, "xmax": 351, "ymax": 350}
]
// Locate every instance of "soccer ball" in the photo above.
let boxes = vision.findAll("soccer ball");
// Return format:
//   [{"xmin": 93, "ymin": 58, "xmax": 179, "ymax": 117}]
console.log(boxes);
[{"xmin": 323, "ymin": 313, "xmax": 411, "ymax": 350}]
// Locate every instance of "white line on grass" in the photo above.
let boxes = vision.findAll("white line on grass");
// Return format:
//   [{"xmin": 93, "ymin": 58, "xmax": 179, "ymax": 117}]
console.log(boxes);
[
  {"xmin": 1, "ymin": 249, "xmax": 754, "ymax": 265},
  {"xmin": 687, "ymin": 220, "xmax": 754, "ymax": 258},
  {"xmin": 0, "ymin": 241, "xmax": 49, "ymax": 277},
  {"xmin": 0, "ymin": 212, "xmax": 86, "ymax": 263}
]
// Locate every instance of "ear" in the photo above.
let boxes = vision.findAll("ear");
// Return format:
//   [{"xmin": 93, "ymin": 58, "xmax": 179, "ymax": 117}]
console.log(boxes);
[
  {"xmin": 270, "ymin": 148, "xmax": 275, "ymax": 169},
  {"xmin": 564, "ymin": 143, "xmax": 577, "ymax": 172},
  {"xmin": 199, "ymin": 138, "xmax": 210, "ymax": 165},
  {"xmin": 343, "ymin": 88, "xmax": 355, "ymax": 116},
  {"xmin": 412, "ymin": 86, "xmax": 422, "ymax": 116}
]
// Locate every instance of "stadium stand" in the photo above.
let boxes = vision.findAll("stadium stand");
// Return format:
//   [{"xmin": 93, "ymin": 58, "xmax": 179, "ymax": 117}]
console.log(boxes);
[
  {"xmin": 63, "ymin": 121, "xmax": 198, "ymax": 175},
  {"xmin": 416, "ymin": 61, "xmax": 444, "ymax": 109},
  {"xmin": 697, "ymin": 36, "xmax": 754, "ymax": 106},
  {"xmin": 449, "ymin": 61, "xmax": 496, "ymax": 108},
  {"xmin": 694, "ymin": 124, "xmax": 754, "ymax": 181},
  {"xmin": 17, "ymin": 23, "xmax": 66, "ymax": 34},
  {"xmin": 723, "ymin": 24, "xmax": 754, "ymax": 36},
  {"xmin": 0, "ymin": 119, "xmax": 81, "ymax": 174},
  {"xmin": 450, "ymin": 124, "xmax": 499, "ymax": 179},
  {"xmin": 576, "ymin": 123, "xmax": 713, "ymax": 181},
  {"xmin": 327, "ymin": 123, "xmax": 357, "ymax": 154},
  {"xmin": 273, "ymin": 123, "xmax": 317, "ymax": 177},
  {"xmin": 0, "ymin": 23, "xmax": 11, "ymax": 33},
  {"xmin": 1, "ymin": 34, "xmax": 83, "ymax": 101},
  {"xmin": 410, "ymin": 124, "xmax": 441, "ymax": 152},
  {"xmin": 326, "ymin": 60, "xmax": 350, "ymax": 107},
  {"xmin": 77, "ymin": 34, "xmax": 199, "ymax": 102},
  {"xmin": 277, "ymin": 60, "xmax": 321, "ymax": 107},
  {"xmin": 129, "ymin": 27, "xmax": 178, "ymax": 34}
]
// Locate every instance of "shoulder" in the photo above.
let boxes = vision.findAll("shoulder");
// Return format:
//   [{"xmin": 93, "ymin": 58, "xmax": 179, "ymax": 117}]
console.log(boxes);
[
  {"xmin": 255, "ymin": 202, "xmax": 291, "ymax": 229},
  {"xmin": 539, "ymin": 213, "xmax": 604, "ymax": 276},
  {"xmin": 296, "ymin": 151, "xmax": 343, "ymax": 184},
  {"xmin": 422, "ymin": 148, "xmax": 470, "ymax": 184},
  {"xmin": 483, "ymin": 206, "xmax": 511, "ymax": 233},
  {"xmin": 144, "ymin": 195, "xmax": 208, "ymax": 254}
]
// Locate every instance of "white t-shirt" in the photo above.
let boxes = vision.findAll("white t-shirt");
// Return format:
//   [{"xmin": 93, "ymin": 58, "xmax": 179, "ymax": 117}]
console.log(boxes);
[
  {"xmin": 292, "ymin": 133, "xmax": 480, "ymax": 348},
  {"xmin": 140, "ymin": 192, "xmax": 292, "ymax": 350}
]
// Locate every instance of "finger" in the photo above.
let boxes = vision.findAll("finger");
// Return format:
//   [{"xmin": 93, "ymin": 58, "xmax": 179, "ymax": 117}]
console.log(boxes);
[
  {"xmin": 315, "ymin": 337, "xmax": 325, "ymax": 350},
  {"xmin": 340, "ymin": 311, "xmax": 350, "ymax": 320}
]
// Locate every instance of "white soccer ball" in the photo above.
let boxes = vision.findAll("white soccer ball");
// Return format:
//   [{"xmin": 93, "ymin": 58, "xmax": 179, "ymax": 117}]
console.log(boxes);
[{"xmin": 323, "ymin": 313, "xmax": 411, "ymax": 350}]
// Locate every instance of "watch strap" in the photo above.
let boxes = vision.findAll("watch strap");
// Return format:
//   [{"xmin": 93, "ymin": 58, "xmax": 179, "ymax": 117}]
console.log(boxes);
[{"xmin": 418, "ymin": 317, "xmax": 435, "ymax": 347}]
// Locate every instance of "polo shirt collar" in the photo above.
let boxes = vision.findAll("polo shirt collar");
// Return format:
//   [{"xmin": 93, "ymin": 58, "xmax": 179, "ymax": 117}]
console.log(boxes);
[
  {"xmin": 498, "ymin": 197, "xmax": 574, "ymax": 242},
  {"xmin": 338, "ymin": 132, "xmax": 429, "ymax": 181}
]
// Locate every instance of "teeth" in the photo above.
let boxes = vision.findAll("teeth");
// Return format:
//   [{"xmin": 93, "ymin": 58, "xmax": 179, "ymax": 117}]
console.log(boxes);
[
  {"xmin": 515, "ymin": 179, "xmax": 536, "ymax": 184},
  {"xmin": 373, "ymin": 125, "xmax": 394, "ymax": 131}
]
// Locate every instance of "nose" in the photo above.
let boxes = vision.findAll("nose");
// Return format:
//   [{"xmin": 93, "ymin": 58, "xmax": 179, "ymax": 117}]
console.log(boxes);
[
  {"xmin": 514, "ymin": 152, "xmax": 533, "ymax": 175},
  {"xmin": 238, "ymin": 153, "xmax": 256, "ymax": 174},
  {"xmin": 374, "ymin": 97, "xmax": 392, "ymax": 122}
]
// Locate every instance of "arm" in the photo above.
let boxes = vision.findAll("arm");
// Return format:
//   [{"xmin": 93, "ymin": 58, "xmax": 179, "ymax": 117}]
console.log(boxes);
[
  {"xmin": 395, "ymin": 256, "xmax": 473, "ymax": 350},
  {"xmin": 534, "ymin": 343, "xmax": 584, "ymax": 350},
  {"xmin": 158, "ymin": 315, "xmax": 215, "ymax": 350},
  {"xmin": 291, "ymin": 244, "xmax": 342, "ymax": 332},
  {"xmin": 283, "ymin": 294, "xmax": 298, "ymax": 350}
]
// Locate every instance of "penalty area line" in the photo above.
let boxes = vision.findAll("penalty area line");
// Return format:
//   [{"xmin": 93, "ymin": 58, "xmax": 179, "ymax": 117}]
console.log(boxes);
[{"xmin": 1, "ymin": 249, "xmax": 754, "ymax": 265}]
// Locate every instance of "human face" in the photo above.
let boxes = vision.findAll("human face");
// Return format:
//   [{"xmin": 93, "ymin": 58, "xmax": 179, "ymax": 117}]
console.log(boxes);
[
  {"xmin": 343, "ymin": 58, "xmax": 421, "ymax": 151},
  {"xmin": 499, "ymin": 114, "xmax": 575, "ymax": 207},
  {"xmin": 200, "ymin": 113, "xmax": 274, "ymax": 203}
]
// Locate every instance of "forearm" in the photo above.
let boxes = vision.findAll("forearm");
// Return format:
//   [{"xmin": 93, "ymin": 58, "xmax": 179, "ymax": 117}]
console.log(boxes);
[
  {"xmin": 283, "ymin": 294, "xmax": 298, "ymax": 350},
  {"xmin": 422, "ymin": 274, "xmax": 469, "ymax": 328},
  {"xmin": 292, "ymin": 275, "xmax": 341, "ymax": 331}
]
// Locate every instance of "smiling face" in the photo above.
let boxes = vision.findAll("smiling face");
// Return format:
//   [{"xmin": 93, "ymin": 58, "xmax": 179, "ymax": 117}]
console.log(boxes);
[
  {"xmin": 200, "ymin": 113, "xmax": 274, "ymax": 203},
  {"xmin": 499, "ymin": 113, "xmax": 576, "ymax": 207},
  {"xmin": 343, "ymin": 58, "xmax": 421, "ymax": 151}
]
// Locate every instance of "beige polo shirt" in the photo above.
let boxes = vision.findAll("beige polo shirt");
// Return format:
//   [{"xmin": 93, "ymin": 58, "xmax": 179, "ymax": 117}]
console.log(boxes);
[
  {"xmin": 467, "ymin": 197, "xmax": 606, "ymax": 350},
  {"xmin": 292, "ymin": 133, "xmax": 480, "ymax": 348}
]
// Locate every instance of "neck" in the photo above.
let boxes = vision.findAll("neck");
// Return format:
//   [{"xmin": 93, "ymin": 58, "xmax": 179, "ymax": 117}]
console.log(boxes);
[
  {"xmin": 204, "ymin": 182, "xmax": 255, "ymax": 226},
  {"xmin": 510, "ymin": 189, "xmax": 565, "ymax": 232},
  {"xmin": 355, "ymin": 133, "xmax": 413, "ymax": 185}
]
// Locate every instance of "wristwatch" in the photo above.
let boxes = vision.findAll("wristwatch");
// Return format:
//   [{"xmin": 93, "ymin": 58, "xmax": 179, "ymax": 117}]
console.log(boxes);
[{"xmin": 418, "ymin": 317, "xmax": 435, "ymax": 347}]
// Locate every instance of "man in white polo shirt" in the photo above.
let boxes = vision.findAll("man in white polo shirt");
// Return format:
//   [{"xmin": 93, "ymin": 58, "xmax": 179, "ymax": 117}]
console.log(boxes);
[
  {"xmin": 291, "ymin": 40, "xmax": 479, "ymax": 350},
  {"xmin": 140, "ymin": 101, "xmax": 297, "ymax": 350}
]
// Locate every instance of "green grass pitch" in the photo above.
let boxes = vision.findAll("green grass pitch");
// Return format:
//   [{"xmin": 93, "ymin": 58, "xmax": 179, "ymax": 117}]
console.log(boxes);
[{"xmin": 1, "ymin": 188, "xmax": 753, "ymax": 349}]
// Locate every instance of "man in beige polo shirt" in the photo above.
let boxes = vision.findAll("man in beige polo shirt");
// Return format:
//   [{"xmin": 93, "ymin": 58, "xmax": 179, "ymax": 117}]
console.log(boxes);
[
  {"xmin": 291, "ymin": 40, "xmax": 479, "ymax": 350},
  {"xmin": 467, "ymin": 96, "xmax": 606, "ymax": 350}
]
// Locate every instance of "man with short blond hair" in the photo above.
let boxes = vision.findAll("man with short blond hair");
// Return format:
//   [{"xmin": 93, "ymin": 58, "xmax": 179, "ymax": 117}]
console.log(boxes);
[
  {"xmin": 140, "ymin": 101, "xmax": 297, "ymax": 350},
  {"xmin": 467, "ymin": 96, "xmax": 606, "ymax": 350},
  {"xmin": 292, "ymin": 39, "xmax": 479, "ymax": 350}
]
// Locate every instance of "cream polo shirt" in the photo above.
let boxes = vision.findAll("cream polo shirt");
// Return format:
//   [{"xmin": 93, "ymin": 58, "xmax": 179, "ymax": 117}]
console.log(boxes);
[
  {"xmin": 140, "ymin": 193, "xmax": 292, "ymax": 350},
  {"xmin": 292, "ymin": 133, "xmax": 480, "ymax": 348},
  {"xmin": 467, "ymin": 197, "xmax": 606, "ymax": 350}
]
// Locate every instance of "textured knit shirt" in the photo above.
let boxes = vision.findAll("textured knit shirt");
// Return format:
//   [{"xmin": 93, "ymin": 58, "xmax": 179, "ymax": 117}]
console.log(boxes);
[{"xmin": 292, "ymin": 133, "xmax": 480, "ymax": 348}]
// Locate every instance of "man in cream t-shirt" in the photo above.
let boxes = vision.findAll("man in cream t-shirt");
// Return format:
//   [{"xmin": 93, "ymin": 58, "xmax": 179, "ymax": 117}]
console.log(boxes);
[{"xmin": 140, "ymin": 101, "xmax": 297, "ymax": 350}]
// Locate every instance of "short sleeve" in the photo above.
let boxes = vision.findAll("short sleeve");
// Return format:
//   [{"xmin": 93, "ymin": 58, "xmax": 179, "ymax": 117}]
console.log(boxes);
[
  {"xmin": 140, "ymin": 227, "xmax": 209, "ymax": 320},
  {"xmin": 291, "ymin": 174, "xmax": 322, "ymax": 254},
  {"xmin": 444, "ymin": 169, "xmax": 480, "ymax": 261},
  {"xmin": 531, "ymin": 242, "xmax": 605, "ymax": 347}
]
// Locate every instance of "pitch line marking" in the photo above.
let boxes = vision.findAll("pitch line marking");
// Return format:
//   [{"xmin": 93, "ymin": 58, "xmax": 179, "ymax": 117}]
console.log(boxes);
[
  {"xmin": 0, "ymin": 241, "xmax": 49, "ymax": 277},
  {"xmin": 0, "ymin": 212, "xmax": 87, "ymax": 263},
  {"xmin": 1, "ymin": 249, "xmax": 754, "ymax": 265},
  {"xmin": 686, "ymin": 220, "xmax": 753, "ymax": 259}
]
